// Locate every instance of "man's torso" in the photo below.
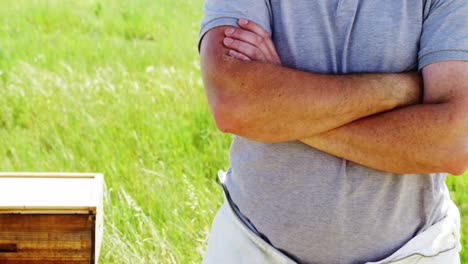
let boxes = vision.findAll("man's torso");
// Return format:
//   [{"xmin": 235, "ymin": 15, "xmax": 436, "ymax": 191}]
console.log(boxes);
[{"xmin": 224, "ymin": 1, "xmax": 452, "ymax": 263}]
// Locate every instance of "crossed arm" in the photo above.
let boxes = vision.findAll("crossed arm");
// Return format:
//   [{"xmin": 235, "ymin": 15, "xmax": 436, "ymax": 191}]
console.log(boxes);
[{"xmin": 200, "ymin": 22, "xmax": 468, "ymax": 175}]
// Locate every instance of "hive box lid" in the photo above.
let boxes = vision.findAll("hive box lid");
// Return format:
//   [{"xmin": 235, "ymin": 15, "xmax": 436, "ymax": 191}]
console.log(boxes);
[{"xmin": 0, "ymin": 172, "xmax": 103, "ymax": 214}]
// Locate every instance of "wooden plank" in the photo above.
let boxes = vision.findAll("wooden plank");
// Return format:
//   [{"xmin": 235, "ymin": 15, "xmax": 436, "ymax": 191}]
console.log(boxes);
[
  {"xmin": 0, "ymin": 214, "xmax": 94, "ymax": 262},
  {"xmin": 0, "ymin": 241, "xmax": 91, "ymax": 251},
  {"xmin": 0, "ymin": 250, "xmax": 91, "ymax": 261},
  {"xmin": 0, "ymin": 231, "xmax": 92, "ymax": 242},
  {"xmin": 0, "ymin": 215, "xmax": 93, "ymax": 230}
]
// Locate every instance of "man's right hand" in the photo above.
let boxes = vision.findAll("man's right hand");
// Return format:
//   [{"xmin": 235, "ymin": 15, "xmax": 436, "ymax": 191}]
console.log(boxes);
[{"xmin": 223, "ymin": 19, "xmax": 282, "ymax": 65}]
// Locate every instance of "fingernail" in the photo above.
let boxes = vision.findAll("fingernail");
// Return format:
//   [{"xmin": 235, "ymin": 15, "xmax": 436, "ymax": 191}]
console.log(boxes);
[
  {"xmin": 224, "ymin": 37, "xmax": 234, "ymax": 45},
  {"xmin": 239, "ymin": 19, "xmax": 248, "ymax": 25},
  {"xmin": 225, "ymin": 28, "xmax": 235, "ymax": 35}
]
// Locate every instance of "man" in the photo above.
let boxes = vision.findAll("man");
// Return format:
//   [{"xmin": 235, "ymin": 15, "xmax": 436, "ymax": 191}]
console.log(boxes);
[{"xmin": 199, "ymin": 0, "xmax": 468, "ymax": 263}]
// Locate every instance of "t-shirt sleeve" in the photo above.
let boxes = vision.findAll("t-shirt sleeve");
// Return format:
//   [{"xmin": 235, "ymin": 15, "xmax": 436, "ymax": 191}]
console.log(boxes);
[
  {"xmin": 419, "ymin": 0, "xmax": 468, "ymax": 70},
  {"xmin": 198, "ymin": 0, "xmax": 272, "ymax": 47}
]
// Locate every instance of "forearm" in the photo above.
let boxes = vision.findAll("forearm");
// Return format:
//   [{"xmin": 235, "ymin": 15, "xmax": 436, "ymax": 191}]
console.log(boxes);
[
  {"xmin": 301, "ymin": 102, "xmax": 468, "ymax": 175},
  {"xmin": 201, "ymin": 27, "xmax": 422, "ymax": 142}
]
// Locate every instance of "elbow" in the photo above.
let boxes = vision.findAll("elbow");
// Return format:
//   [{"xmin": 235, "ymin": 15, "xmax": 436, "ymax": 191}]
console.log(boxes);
[
  {"xmin": 209, "ymin": 88, "xmax": 279, "ymax": 142},
  {"xmin": 211, "ymin": 100, "xmax": 243, "ymax": 134},
  {"xmin": 212, "ymin": 106, "xmax": 284, "ymax": 143},
  {"xmin": 202, "ymin": 61, "xmax": 282, "ymax": 142},
  {"xmin": 441, "ymin": 137, "xmax": 468, "ymax": 176},
  {"xmin": 206, "ymin": 81, "xmax": 250, "ymax": 136},
  {"xmin": 439, "ymin": 103, "xmax": 468, "ymax": 175},
  {"xmin": 444, "ymin": 119, "xmax": 468, "ymax": 175},
  {"xmin": 203, "ymin": 66, "xmax": 266, "ymax": 139},
  {"xmin": 202, "ymin": 64, "xmax": 243, "ymax": 134},
  {"xmin": 445, "ymin": 163, "xmax": 467, "ymax": 177}
]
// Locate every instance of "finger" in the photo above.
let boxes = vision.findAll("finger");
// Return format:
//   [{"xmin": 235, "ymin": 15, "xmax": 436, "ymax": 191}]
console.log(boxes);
[
  {"xmin": 238, "ymin": 19, "xmax": 281, "ymax": 64},
  {"xmin": 228, "ymin": 50, "xmax": 251, "ymax": 61},
  {"xmin": 225, "ymin": 27, "xmax": 270, "ymax": 59},
  {"xmin": 223, "ymin": 37, "xmax": 265, "ymax": 61},
  {"xmin": 238, "ymin": 19, "xmax": 269, "ymax": 39}
]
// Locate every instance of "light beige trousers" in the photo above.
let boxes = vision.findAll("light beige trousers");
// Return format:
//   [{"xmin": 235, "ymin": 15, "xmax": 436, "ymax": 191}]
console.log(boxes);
[{"xmin": 203, "ymin": 173, "xmax": 461, "ymax": 264}]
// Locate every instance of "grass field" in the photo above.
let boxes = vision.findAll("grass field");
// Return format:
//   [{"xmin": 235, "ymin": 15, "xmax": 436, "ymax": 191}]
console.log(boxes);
[{"xmin": 0, "ymin": 0, "xmax": 466, "ymax": 263}]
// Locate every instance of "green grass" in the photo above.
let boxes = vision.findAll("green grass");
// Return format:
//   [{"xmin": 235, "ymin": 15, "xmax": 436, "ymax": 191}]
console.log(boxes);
[
  {"xmin": 0, "ymin": 0, "xmax": 228, "ymax": 262},
  {"xmin": 0, "ymin": 0, "xmax": 466, "ymax": 263}
]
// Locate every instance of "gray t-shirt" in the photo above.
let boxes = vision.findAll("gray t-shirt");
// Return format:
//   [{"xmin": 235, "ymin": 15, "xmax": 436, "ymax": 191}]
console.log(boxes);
[{"xmin": 199, "ymin": 0, "xmax": 468, "ymax": 263}]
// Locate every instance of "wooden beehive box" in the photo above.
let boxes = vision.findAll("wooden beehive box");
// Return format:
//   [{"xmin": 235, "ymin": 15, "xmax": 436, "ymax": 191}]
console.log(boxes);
[{"xmin": 0, "ymin": 173, "xmax": 104, "ymax": 264}]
